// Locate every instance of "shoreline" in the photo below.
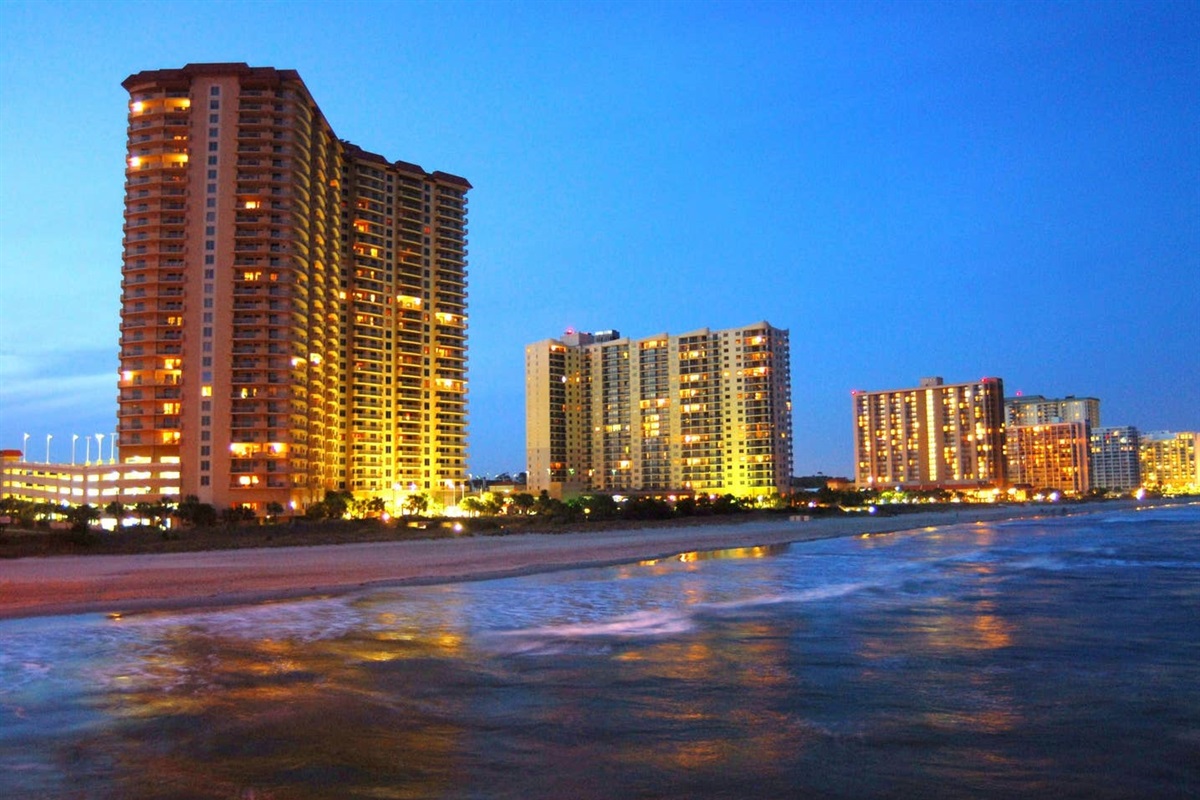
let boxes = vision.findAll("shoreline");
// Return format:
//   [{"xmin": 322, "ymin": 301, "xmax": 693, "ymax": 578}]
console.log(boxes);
[{"xmin": 0, "ymin": 501, "xmax": 1161, "ymax": 621}]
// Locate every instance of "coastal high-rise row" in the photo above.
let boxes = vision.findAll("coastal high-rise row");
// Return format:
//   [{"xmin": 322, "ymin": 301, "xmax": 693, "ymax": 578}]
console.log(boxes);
[
  {"xmin": 526, "ymin": 323, "xmax": 793, "ymax": 498},
  {"xmin": 852, "ymin": 376, "xmax": 1007, "ymax": 492},
  {"xmin": 119, "ymin": 64, "xmax": 469, "ymax": 513}
]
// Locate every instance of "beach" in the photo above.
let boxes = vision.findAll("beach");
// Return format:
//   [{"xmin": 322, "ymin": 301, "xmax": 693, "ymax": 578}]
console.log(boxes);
[{"xmin": 0, "ymin": 504, "xmax": 1117, "ymax": 620}]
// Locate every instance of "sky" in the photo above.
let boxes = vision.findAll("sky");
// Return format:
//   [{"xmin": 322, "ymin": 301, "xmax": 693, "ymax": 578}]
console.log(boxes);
[{"xmin": 0, "ymin": 0, "xmax": 1197, "ymax": 478}]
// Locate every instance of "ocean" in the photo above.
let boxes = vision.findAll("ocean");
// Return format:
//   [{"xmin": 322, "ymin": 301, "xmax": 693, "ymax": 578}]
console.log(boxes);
[{"xmin": 2, "ymin": 504, "xmax": 1198, "ymax": 799}]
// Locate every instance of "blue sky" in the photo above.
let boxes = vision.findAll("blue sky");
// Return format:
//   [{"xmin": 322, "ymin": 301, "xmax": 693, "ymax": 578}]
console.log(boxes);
[{"xmin": 1, "ymin": 0, "xmax": 1197, "ymax": 477}]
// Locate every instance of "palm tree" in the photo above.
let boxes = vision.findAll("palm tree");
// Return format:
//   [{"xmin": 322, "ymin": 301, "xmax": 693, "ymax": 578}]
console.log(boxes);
[{"xmin": 403, "ymin": 493, "xmax": 429, "ymax": 516}]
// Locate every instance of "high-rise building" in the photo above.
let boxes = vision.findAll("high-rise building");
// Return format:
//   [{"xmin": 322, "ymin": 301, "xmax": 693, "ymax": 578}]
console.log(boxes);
[
  {"xmin": 1004, "ymin": 393, "xmax": 1099, "ymax": 496},
  {"xmin": 526, "ymin": 322, "xmax": 793, "ymax": 499},
  {"xmin": 1139, "ymin": 431, "xmax": 1200, "ymax": 494},
  {"xmin": 1007, "ymin": 422, "xmax": 1091, "ymax": 495},
  {"xmin": 1089, "ymin": 426, "xmax": 1141, "ymax": 492},
  {"xmin": 852, "ymin": 376, "xmax": 1007, "ymax": 492},
  {"xmin": 119, "ymin": 63, "xmax": 469, "ymax": 513},
  {"xmin": 1005, "ymin": 394, "xmax": 1100, "ymax": 428}
]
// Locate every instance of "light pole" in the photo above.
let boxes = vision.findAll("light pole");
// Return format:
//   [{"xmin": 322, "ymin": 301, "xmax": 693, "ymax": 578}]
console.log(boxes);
[
  {"xmin": 110, "ymin": 431, "xmax": 117, "ymax": 463},
  {"xmin": 45, "ymin": 434, "xmax": 53, "ymax": 464},
  {"xmin": 85, "ymin": 437, "xmax": 92, "ymax": 465},
  {"xmin": 96, "ymin": 434, "xmax": 105, "ymax": 467},
  {"xmin": 72, "ymin": 434, "xmax": 79, "ymax": 466},
  {"xmin": 22, "ymin": 433, "xmax": 29, "ymax": 462}
]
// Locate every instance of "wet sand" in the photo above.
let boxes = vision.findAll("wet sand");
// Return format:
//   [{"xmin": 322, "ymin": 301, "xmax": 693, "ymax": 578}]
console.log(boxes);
[{"xmin": 0, "ymin": 504, "xmax": 1119, "ymax": 620}]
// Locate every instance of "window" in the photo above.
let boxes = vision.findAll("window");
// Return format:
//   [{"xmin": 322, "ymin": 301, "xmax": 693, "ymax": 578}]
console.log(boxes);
[
  {"xmin": 207, "ymin": 155, "xmax": 218, "ymax": 166},
  {"xmin": 210, "ymin": 86, "xmax": 220, "ymax": 96},
  {"xmin": 208, "ymin": 142, "xmax": 218, "ymax": 152},
  {"xmin": 209, "ymin": 114, "xmax": 219, "ymax": 123},
  {"xmin": 209, "ymin": 100, "xmax": 219, "ymax": 110}
]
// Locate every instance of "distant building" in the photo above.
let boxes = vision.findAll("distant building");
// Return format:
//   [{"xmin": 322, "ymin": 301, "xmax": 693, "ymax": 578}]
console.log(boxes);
[
  {"xmin": 1007, "ymin": 422, "xmax": 1091, "ymax": 496},
  {"xmin": 1005, "ymin": 394, "xmax": 1101, "ymax": 428},
  {"xmin": 1089, "ymin": 426, "xmax": 1141, "ymax": 492},
  {"xmin": 1, "ymin": 450, "xmax": 180, "ymax": 506},
  {"xmin": 852, "ymin": 376, "xmax": 1007, "ymax": 492},
  {"xmin": 1005, "ymin": 394, "xmax": 1100, "ymax": 495},
  {"xmin": 526, "ymin": 322, "xmax": 793, "ymax": 499},
  {"xmin": 1139, "ymin": 432, "xmax": 1200, "ymax": 494}
]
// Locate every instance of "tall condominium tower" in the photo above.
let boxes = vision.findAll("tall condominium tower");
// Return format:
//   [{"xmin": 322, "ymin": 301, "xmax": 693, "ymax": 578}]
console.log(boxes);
[
  {"xmin": 852, "ymin": 376, "xmax": 1007, "ymax": 491},
  {"xmin": 119, "ymin": 64, "xmax": 469, "ymax": 513},
  {"xmin": 526, "ymin": 323, "xmax": 793, "ymax": 499}
]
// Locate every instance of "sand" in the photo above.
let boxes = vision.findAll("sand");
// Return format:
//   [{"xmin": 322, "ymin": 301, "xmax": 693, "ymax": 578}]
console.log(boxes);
[{"xmin": 0, "ymin": 504, "xmax": 1112, "ymax": 620}]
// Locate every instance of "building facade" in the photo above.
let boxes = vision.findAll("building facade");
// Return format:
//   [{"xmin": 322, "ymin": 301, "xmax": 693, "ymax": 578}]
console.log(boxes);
[
  {"xmin": 852, "ymin": 376, "xmax": 1007, "ymax": 492},
  {"xmin": 118, "ymin": 63, "xmax": 469, "ymax": 513},
  {"xmin": 526, "ymin": 323, "xmax": 793, "ymax": 499},
  {"xmin": 1089, "ymin": 426, "xmax": 1141, "ymax": 492},
  {"xmin": 1139, "ymin": 431, "xmax": 1200, "ymax": 494},
  {"xmin": 1006, "ymin": 422, "xmax": 1091, "ymax": 496},
  {"xmin": 1005, "ymin": 394, "xmax": 1100, "ymax": 428},
  {"xmin": 1004, "ymin": 394, "xmax": 1099, "ymax": 495}
]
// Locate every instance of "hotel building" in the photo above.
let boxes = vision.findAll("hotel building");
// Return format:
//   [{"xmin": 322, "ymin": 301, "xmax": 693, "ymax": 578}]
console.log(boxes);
[
  {"xmin": 1139, "ymin": 431, "xmax": 1200, "ymax": 494},
  {"xmin": 852, "ymin": 376, "xmax": 1007, "ymax": 492},
  {"xmin": 526, "ymin": 323, "xmax": 793, "ymax": 499},
  {"xmin": 1004, "ymin": 394, "xmax": 1099, "ymax": 496},
  {"xmin": 114, "ymin": 63, "xmax": 469, "ymax": 512},
  {"xmin": 1005, "ymin": 394, "xmax": 1100, "ymax": 428},
  {"xmin": 1089, "ymin": 426, "xmax": 1141, "ymax": 492},
  {"xmin": 1006, "ymin": 422, "xmax": 1091, "ymax": 496}
]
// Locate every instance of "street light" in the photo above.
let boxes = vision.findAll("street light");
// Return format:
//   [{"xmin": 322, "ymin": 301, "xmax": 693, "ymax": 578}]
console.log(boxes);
[
  {"xmin": 96, "ymin": 434, "xmax": 105, "ymax": 467},
  {"xmin": 72, "ymin": 434, "xmax": 79, "ymax": 466},
  {"xmin": 45, "ymin": 434, "xmax": 53, "ymax": 464},
  {"xmin": 85, "ymin": 436, "xmax": 92, "ymax": 465},
  {"xmin": 22, "ymin": 433, "xmax": 29, "ymax": 462},
  {"xmin": 110, "ymin": 431, "xmax": 117, "ymax": 463}
]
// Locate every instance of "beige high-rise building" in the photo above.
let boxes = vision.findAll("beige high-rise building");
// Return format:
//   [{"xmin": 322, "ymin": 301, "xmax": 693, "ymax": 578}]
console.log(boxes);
[
  {"xmin": 118, "ymin": 64, "xmax": 469, "ymax": 513},
  {"xmin": 1005, "ymin": 394, "xmax": 1100, "ymax": 428},
  {"xmin": 852, "ymin": 376, "xmax": 1007, "ymax": 491},
  {"xmin": 526, "ymin": 323, "xmax": 793, "ymax": 499}
]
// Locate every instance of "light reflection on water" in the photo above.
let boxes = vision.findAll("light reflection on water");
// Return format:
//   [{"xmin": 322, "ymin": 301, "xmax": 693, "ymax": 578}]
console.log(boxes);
[{"xmin": 2, "ymin": 506, "xmax": 1199, "ymax": 799}]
